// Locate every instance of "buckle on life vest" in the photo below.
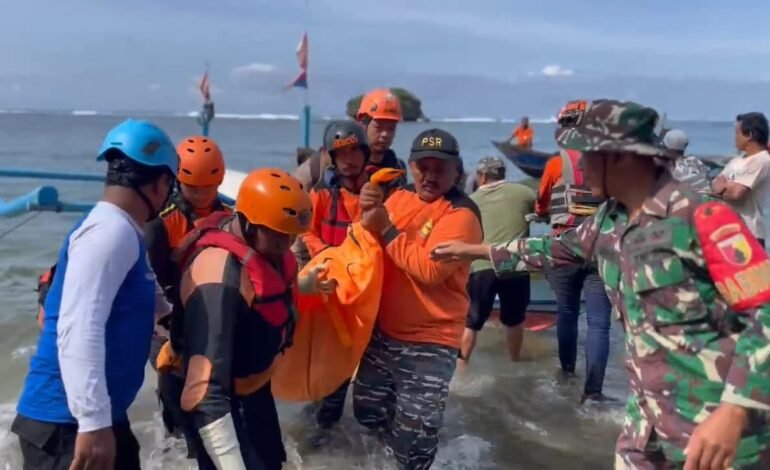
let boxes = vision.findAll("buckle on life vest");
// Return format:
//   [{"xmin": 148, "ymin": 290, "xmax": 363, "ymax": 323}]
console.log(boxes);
[
  {"xmin": 694, "ymin": 201, "xmax": 770, "ymax": 311},
  {"xmin": 566, "ymin": 188, "xmax": 600, "ymax": 216}
]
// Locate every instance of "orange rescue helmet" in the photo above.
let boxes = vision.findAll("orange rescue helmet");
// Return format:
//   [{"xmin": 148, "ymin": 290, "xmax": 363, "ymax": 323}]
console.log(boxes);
[
  {"xmin": 356, "ymin": 88, "xmax": 402, "ymax": 122},
  {"xmin": 176, "ymin": 136, "xmax": 226, "ymax": 186},
  {"xmin": 235, "ymin": 168, "xmax": 312, "ymax": 235}
]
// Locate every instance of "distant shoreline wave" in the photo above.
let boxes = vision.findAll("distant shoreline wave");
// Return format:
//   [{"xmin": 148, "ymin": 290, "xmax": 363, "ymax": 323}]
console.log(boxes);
[
  {"xmin": 434, "ymin": 117, "xmax": 557, "ymax": 124},
  {"xmin": 175, "ymin": 111, "xmax": 301, "ymax": 121},
  {"xmin": 0, "ymin": 109, "xmax": 734, "ymax": 124}
]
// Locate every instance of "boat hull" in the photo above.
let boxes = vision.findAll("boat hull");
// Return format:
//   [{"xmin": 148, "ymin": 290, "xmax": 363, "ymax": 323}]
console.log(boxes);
[{"xmin": 492, "ymin": 141, "xmax": 555, "ymax": 179}]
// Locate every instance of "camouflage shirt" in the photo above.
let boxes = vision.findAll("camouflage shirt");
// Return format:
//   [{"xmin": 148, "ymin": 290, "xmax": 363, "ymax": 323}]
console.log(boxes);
[
  {"xmin": 671, "ymin": 155, "xmax": 712, "ymax": 194},
  {"xmin": 489, "ymin": 171, "xmax": 770, "ymax": 461}
]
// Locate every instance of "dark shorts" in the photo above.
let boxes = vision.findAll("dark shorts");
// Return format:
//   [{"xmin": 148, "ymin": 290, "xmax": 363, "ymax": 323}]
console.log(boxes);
[
  {"xmin": 466, "ymin": 269, "xmax": 530, "ymax": 330},
  {"xmin": 11, "ymin": 414, "xmax": 140, "ymax": 470}
]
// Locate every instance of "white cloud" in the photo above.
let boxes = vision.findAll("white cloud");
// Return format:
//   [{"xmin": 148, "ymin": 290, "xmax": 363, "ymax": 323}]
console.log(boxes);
[
  {"xmin": 332, "ymin": 2, "xmax": 769, "ymax": 57},
  {"xmin": 147, "ymin": 84, "xmax": 161, "ymax": 92},
  {"xmin": 231, "ymin": 62, "xmax": 277, "ymax": 81},
  {"xmin": 540, "ymin": 65, "xmax": 574, "ymax": 77}
]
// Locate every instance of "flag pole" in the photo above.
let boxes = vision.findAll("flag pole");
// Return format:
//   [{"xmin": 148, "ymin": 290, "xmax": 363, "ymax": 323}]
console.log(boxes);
[
  {"xmin": 198, "ymin": 61, "xmax": 214, "ymax": 137},
  {"xmin": 300, "ymin": 0, "xmax": 310, "ymax": 148},
  {"xmin": 301, "ymin": 71, "xmax": 310, "ymax": 148}
]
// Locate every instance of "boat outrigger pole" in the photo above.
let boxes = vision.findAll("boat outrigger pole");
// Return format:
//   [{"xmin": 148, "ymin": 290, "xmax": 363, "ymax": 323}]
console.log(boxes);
[
  {"xmin": 0, "ymin": 168, "xmax": 102, "ymax": 218},
  {"xmin": 0, "ymin": 186, "xmax": 94, "ymax": 218},
  {"xmin": 0, "ymin": 165, "xmax": 235, "ymax": 219}
]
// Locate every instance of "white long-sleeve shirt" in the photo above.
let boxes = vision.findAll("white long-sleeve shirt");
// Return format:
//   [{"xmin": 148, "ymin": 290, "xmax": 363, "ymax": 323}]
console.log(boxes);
[{"xmin": 56, "ymin": 202, "xmax": 171, "ymax": 432}]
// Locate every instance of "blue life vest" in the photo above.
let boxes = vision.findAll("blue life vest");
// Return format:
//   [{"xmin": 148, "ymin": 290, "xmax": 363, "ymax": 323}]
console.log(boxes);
[{"xmin": 17, "ymin": 213, "xmax": 156, "ymax": 425}]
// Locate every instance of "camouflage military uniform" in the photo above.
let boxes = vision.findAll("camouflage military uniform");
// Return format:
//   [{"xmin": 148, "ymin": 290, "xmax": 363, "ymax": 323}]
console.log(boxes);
[
  {"xmin": 489, "ymin": 101, "xmax": 770, "ymax": 469},
  {"xmin": 671, "ymin": 155, "xmax": 712, "ymax": 194},
  {"xmin": 353, "ymin": 330, "xmax": 456, "ymax": 470}
]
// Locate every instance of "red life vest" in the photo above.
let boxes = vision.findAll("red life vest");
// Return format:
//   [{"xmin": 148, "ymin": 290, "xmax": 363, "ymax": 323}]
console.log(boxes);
[
  {"xmin": 320, "ymin": 188, "xmax": 353, "ymax": 247},
  {"xmin": 174, "ymin": 212, "xmax": 298, "ymax": 352}
]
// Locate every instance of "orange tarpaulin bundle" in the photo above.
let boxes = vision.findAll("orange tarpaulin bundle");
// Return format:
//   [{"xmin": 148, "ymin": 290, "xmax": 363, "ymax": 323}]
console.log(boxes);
[{"xmin": 271, "ymin": 221, "xmax": 385, "ymax": 402}]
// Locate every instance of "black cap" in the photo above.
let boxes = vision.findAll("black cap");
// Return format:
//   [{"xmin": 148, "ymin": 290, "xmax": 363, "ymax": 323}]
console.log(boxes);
[{"xmin": 409, "ymin": 129, "xmax": 461, "ymax": 163}]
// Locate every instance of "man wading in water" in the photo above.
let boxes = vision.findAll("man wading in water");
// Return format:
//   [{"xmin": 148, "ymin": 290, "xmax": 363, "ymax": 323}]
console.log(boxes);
[{"xmin": 434, "ymin": 99, "xmax": 770, "ymax": 470}]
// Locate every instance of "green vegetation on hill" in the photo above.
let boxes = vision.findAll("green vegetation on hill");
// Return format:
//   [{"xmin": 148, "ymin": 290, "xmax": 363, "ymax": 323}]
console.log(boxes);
[{"xmin": 345, "ymin": 88, "xmax": 427, "ymax": 122}]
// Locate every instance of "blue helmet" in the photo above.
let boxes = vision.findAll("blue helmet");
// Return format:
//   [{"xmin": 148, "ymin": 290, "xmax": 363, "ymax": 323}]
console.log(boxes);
[{"xmin": 97, "ymin": 119, "xmax": 178, "ymax": 175}]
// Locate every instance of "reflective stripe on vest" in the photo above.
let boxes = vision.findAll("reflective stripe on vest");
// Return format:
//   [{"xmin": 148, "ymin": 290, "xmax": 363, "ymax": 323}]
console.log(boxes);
[
  {"xmin": 320, "ymin": 189, "xmax": 352, "ymax": 247},
  {"xmin": 174, "ymin": 212, "xmax": 298, "ymax": 354},
  {"xmin": 549, "ymin": 149, "xmax": 603, "ymax": 227}
]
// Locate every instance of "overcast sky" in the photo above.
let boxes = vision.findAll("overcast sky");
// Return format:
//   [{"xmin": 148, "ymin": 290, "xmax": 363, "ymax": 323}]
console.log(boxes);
[{"xmin": 2, "ymin": 0, "xmax": 770, "ymax": 117}]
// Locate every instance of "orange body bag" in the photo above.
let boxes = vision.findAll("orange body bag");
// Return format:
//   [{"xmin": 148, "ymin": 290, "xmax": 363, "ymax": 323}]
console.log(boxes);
[{"xmin": 271, "ymin": 168, "xmax": 403, "ymax": 402}]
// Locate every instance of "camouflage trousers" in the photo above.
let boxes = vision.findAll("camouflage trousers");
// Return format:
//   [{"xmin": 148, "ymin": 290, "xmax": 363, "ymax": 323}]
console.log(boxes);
[
  {"xmin": 353, "ymin": 330, "xmax": 457, "ymax": 470},
  {"xmin": 615, "ymin": 419, "xmax": 770, "ymax": 469}
]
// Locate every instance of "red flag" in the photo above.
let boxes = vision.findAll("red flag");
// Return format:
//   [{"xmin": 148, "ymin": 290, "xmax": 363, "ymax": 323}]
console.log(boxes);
[
  {"xmin": 286, "ymin": 32, "xmax": 308, "ymax": 90},
  {"xmin": 199, "ymin": 69, "xmax": 211, "ymax": 101}
]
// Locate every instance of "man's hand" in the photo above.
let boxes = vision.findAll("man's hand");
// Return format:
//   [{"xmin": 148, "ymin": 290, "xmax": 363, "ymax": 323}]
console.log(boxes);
[
  {"xmin": 298, "ymin": 262, "xmax": 336, "ymax": 295},
  {"xmin": 359, "ymin": 183, "xmax": 384, "ymax": 212},
  {"xmin": 361, "ymin": 207, "xmax": 392, "ymax": 235},
  {"xmin": 684, "ymin": 403, "xmax": 747, "ymax": 470},
  {"xmin": 69, "ymin": 428, "xmax": 115, "ymax": 470},
  {"xmin": 431, "ymin": 241, "xmax": 488, "ymax": 262},
  {"xmin": 711, "ymin": 175, "xmax": 727, "ymax": 195},
  {"xmin": 525, "ymin": 213, "xmax": 549, "ymax": 224}
]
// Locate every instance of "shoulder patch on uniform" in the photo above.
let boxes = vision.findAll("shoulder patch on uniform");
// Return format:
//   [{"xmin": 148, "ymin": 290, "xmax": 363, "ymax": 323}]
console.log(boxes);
[{"xmin": 693, "ymin": 201, "xmax": 770, "ymax": 311}]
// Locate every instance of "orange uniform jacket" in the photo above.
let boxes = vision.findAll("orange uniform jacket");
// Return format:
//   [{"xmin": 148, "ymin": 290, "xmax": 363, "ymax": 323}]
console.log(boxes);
[
  {"xmin": 303, "ymin": 186, "xmax": 362, "ymax": 257},
  {"xmin": 377, "ymin": 187, "xmax": 483, "ymax": 349},
  {"xmin": 513, "ymin": 126, "xmax": 534, "ymax": 148},
  {"xmin": 535, "ymin": 156, "xmax": 562, "ymax": 217}
]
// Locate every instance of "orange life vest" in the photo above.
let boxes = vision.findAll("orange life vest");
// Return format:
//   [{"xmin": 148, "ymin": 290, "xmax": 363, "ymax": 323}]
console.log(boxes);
[{"xmin": 320, "ymin": 188, "xmax": 353, "ymax": 247}]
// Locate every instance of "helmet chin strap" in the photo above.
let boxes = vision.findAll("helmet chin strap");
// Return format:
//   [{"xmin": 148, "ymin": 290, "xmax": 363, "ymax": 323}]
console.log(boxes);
[
  {"xmin": 132, "ymin": 181, "xmax": 171, "ymax": 222},
  {"xmin": 237, "ymin": 212, "xmax": 259, "ymax": 248}
]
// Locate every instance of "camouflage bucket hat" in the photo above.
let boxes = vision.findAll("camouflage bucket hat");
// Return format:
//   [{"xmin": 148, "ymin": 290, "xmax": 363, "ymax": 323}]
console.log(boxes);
[
  {"xmin": 476, "ymin": 156, "xmax": 506, "ymax": 177},
  {"xmin": 555, "ymin": 99, "xmax": 672, "ymax": 159}
]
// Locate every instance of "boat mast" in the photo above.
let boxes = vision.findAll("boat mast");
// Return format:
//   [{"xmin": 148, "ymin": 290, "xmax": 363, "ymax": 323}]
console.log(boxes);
[
  {"xmin": 198, "ymin": 61, "xmax": 214, "ymax": 136},
  {"xmin": 300, "ymin": 0, "xmax": 311, "ymax": 148}
]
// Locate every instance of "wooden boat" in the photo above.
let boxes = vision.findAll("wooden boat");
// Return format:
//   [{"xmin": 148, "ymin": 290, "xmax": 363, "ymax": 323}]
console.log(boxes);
[
  {"xmin": 492, "ymin": 140, "xmax": 728, "ymax": 180},
  {"xmin": 491, "ymin": 141, "xmax": 555, "ymax": 179}
]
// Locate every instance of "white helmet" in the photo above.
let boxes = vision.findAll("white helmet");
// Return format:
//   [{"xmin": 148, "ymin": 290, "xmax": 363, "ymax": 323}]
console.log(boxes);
[{"xmin": 663, "ymin": 129, "xmax": 689, "ymax": 152}]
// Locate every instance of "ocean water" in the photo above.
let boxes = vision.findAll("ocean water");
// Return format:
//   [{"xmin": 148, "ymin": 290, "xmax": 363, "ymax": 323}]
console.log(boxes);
[{"xmin": 0, "ymin": 113, "xmax": 744, "ymax": 469}]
